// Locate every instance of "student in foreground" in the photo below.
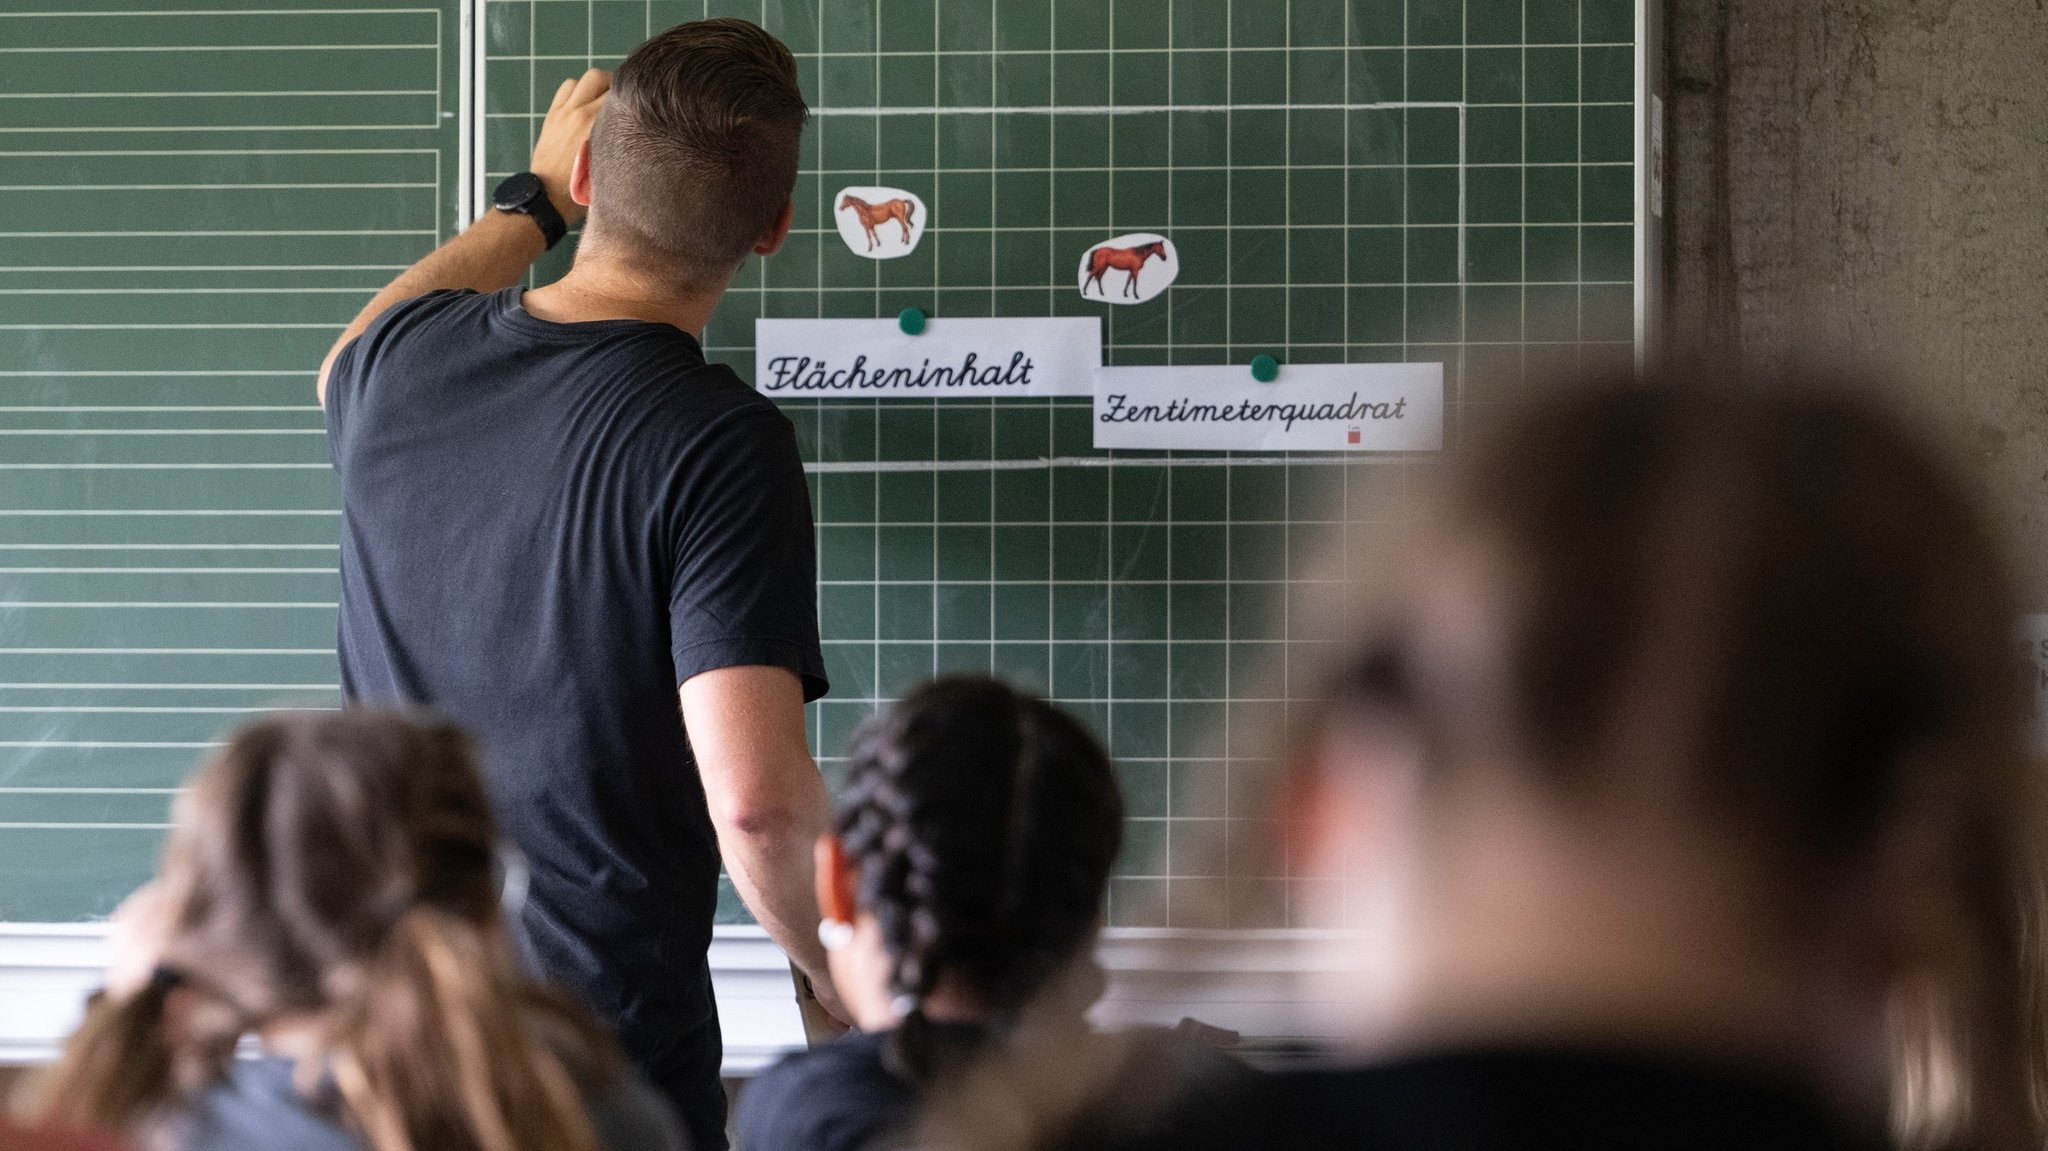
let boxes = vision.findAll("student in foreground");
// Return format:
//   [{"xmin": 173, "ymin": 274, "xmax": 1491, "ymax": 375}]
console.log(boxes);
[
  {"xmin": 21, "ymin": 710, "xmax": 686, "ymax": 1151},
  {"xmin": 974, "ymin": 373, "xmax": 2042, "ymax": 1151},
  {"xmin": 741, "ymin": 676, "xmax": 1185, "ymax": 1151}
]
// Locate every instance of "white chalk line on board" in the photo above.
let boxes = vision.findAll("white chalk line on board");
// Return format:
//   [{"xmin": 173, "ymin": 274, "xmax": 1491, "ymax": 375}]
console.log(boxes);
[
  {"xmin": 807, "ymin": 101, "xmax": 1469, "ymax": 117},
  {"xmin": 0, "ymin": 683, "xmax": 333, "ymax": 689},
  {"xmin": 0, "ymin": 819, "xmax": 172, "ymax": 827}
]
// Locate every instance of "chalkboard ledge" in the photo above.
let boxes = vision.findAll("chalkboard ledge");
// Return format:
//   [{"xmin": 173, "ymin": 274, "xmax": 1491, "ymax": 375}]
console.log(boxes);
[{"xmin": 0, "ymin": 925, "xmax": 1352, "ymax": 1070}]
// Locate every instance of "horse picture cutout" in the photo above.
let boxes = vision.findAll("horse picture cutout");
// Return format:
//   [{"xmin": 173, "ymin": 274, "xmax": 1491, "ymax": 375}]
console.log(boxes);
[
  {"xmin": 832, "ymin": 185, "xmax": 928, "ymax": 260},
  {"xmin": 1076, "ymin": 233, "xmax": 1179, "ymax": 304}
]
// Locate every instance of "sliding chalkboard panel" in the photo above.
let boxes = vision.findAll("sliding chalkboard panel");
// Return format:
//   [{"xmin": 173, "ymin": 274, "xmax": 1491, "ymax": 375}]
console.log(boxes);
[
  {"xmin": 0, "ymin": 0, "xmax": 463, "ymax": 919},
  {"xmin": 2, "ymin": 0, "xmax": 1639, "ymax": 926},
  {"xmin": 486, "ymin": 0, "xmax": 1639, "ymax": 928}
]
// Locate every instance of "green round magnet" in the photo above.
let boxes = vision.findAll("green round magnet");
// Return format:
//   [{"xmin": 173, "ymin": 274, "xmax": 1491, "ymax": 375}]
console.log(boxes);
[
  {"xmin": 897, "ymin": 306, "xmax": 927, "ymax": 335},
  {"xmin": 1250, "ymin": 353, "xmax": 1280, "ymax": 382}
]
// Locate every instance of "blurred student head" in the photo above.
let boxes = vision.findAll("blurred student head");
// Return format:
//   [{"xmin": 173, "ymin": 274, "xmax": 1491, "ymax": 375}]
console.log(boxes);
[
  {"xmin": 26, "ymin": 710, "xmax": 639, "ymax": 1151},
  {"xmin": 1290, "ymin": 368, "xmax": 2039, "ymax": 1147},
  {"xmin": 580, "ymin": 18, "xmax": 808, "ymax": 292},
  {"xmin": 819, "ymin": 675, "xmax": 1125, "ymax": 1074}
]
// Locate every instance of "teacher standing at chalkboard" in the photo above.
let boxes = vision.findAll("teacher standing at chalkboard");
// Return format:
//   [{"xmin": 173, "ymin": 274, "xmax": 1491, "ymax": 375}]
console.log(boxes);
[{"xmin": 313, "ymin": 21, "xmax": 844, "ymax": 1150}]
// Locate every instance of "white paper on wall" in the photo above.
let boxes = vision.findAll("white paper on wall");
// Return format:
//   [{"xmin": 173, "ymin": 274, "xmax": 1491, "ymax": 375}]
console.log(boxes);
[
  {"xmin": 832, "ymin": 186, "xmax": 927, "ymax": 259},
  {"xmin": 1077, "ymin": 233, "xmax": 1179, "ymax": 304},
  {"xmin": 1093, "ymin": 362, "xmax": 1443, "ymax": 451},
  {"xmin": 755, "ymin": 316, "xmax": 1101, "ymax": 398}
]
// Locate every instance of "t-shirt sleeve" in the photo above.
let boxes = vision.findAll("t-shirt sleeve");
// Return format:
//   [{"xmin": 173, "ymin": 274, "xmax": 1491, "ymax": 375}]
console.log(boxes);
[
  {"xmin": 322, "ymin": 328, "xmax": 366, "ymax": 465},
  {"xmin": 323, "ymin": 289, "xmax": 472, "ymax": 467},
  {"xmin": 668, "ymin": 405, "xmax": 828, "ymax": 701}
]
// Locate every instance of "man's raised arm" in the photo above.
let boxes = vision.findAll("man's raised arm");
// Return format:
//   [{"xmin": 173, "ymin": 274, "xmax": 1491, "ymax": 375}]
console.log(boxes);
[
  {"xmin": 681, "ymin": 665, "xmax": 851, "ymax": 1025},
  {"xmin": 315, "ymin": 68, "xmax": 611, "ymax": 407}
]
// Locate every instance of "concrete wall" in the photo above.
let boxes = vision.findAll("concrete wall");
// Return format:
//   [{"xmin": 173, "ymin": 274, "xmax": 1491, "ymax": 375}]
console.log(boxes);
[{"xmin": 1663, "ymin": 0, "xmax": 2048, "ymax": 603}]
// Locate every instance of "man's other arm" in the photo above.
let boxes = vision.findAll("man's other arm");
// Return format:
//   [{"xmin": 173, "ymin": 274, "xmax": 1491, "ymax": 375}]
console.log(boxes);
[
  {"xmin": 681, "ymin": 665, "xmax": 851, "ymax": 1025},
  {"xmin": 315, "ymin": 67, "xmax": 610, "ymax": 407}
]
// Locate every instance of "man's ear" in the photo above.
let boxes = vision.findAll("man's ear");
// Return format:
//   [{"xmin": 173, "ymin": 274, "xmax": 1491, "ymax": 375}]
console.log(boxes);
[
  {"xmin": 569, "ymin": 140, "xmax": 594, "ymax": 207},
  {"xmin": 814, "ymin": 834, "xmax": 858, "ymax": 923},
  {"xmin": 753, "ymin": 199, "xmax": 795, "ymax": 256}
]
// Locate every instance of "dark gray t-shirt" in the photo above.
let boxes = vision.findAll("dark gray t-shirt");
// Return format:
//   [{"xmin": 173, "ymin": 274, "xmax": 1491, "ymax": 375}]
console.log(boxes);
[
  {"xmin": 163, "ymin": 1055, "xmax": 686, "ymax": 1151},
  {"xmin": 325, "ymin": 287, "xmax": 826, "ymax": 1148}
]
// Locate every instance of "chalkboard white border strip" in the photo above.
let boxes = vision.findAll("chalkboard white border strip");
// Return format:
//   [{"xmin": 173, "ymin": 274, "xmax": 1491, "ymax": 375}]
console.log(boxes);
[
  {"xmin": 461, "ymin": 0, "xmax": 484, "ymax": 227},
  {"xmin": 0, "ymin": 925, "xmax": 1353, "ymax": 1071}
]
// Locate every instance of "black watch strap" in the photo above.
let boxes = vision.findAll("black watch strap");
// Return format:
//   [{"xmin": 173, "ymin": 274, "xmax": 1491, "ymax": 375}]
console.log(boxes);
[{"xmin": 492, "ymin": 172, "xmax": 567, "ymax": 250}]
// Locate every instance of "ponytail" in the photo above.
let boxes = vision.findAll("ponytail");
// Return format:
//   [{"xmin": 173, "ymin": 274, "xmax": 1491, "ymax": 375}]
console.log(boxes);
[
  {"xmin": 26, "ymin": 968, "xmax": 243, "ymax": 1132},
  {"xmin": 25, "ymin": 711, "xmax": 631, "ymax": 1151},
  {"xmin": 886, "ymin": 1005, "xmax": 994, "ymax": 1083},
  {"xmin": 328, "ymin": 907, "xmax": 606, "ymax": 1151},
  {"xmin": 27, "ymin": 980, "xmax": 175, "ymax": 1129}
]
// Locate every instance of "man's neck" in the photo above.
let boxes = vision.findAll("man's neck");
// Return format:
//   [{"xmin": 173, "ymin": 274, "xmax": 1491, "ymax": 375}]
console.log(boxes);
[{"xmin": 520, "ymin": 252, "xmax": 724, "ymax": 338}]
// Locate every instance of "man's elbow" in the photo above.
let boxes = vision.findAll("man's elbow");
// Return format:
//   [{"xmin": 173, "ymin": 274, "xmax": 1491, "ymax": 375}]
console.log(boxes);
[
  {"xmin": 710, "ymin": 790, "xmax": 821, "ymax": 842},
  {"xmin": 698, "ymin": 743, "xmax": 828, "ymax": 842}
]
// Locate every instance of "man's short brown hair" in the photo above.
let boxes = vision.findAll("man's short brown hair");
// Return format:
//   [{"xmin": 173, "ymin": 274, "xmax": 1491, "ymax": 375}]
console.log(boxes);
[{"xmin": 586, "ymin": 19, "xmax": 808, "ymax": 286}]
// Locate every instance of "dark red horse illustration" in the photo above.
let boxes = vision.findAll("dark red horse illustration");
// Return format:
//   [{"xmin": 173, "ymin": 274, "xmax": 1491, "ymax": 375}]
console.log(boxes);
[
  {"xmin": 1082, "ymin": 239, "xmax": 1171, "ymax": 298},
  {"xmin": 838, "ymin": 194, "xmax": 917, "ymax": 251}
]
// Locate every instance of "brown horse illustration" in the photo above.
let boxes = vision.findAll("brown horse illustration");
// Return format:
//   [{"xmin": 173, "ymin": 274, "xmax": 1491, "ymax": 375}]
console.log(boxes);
[
  {"xmin": 838, "ymin": 194, "xmax": 917, "ymax": 251},
  {"xmin": 1082, "ymin": 239, "xmax": 1171, "ymax": 298}
]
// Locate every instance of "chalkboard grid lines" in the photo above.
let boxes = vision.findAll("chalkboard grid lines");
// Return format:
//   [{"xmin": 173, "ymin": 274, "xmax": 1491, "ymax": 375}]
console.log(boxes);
[
  {"xmin": 480, "ymin": 0, "xmax": 1636, "ymax": 929},
  {"xmin": 0, "ymin": 0, "xmax": 465, "ymax": 917}
]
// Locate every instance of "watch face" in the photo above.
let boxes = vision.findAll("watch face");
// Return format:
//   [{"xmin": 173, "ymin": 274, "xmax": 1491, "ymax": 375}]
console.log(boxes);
[{"xmin": 493, "ymin": 172, "xmax": 542, "ymax": 212}]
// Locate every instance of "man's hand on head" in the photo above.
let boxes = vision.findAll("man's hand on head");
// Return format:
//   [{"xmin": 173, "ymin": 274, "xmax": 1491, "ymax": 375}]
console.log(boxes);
[
  {"xmin": 533, "ymin": 67, "xmax": 611, "ymax": 226},
  {"xmin": 315, "ymin": 66, "xmax": 611, "ymax": 407}
]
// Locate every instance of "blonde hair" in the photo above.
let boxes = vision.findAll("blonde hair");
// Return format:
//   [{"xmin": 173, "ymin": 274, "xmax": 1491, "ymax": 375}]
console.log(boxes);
[{"xmin": 27, "ymin": 710, "xmax": 620, "ymax": 1151}]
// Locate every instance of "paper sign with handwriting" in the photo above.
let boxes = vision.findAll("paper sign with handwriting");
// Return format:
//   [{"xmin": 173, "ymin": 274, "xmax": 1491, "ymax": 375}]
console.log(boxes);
[
  {"xmin": 754, "ymin": 317, "xmax": 1100, "ymax": 399},
  {"xmin": 1093, "ymin": 362, "xmax": 1443, "ymax": 451}
]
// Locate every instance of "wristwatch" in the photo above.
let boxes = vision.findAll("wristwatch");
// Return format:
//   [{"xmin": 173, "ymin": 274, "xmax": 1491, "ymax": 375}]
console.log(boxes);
[{"xmin": 492, "ymin": 172, "xmax": 567, "ymax": 250}]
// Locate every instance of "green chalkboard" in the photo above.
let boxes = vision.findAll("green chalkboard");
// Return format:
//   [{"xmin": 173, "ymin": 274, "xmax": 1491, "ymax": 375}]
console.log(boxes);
[
  {"xmin": 0, "ymin": 0, "xmax": 463, "ymax": 919},
  {"xmin": 3, "ymin": 0, "xmax": 1639, "ymax": 927},
  {"xmin": 488, "ymin": 0, "xmax": 1641, "ymax": 929}
]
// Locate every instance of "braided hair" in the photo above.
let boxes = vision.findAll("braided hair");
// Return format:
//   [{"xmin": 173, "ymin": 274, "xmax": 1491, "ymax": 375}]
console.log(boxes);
[{"xmin": 834, "ymin": 676, "xmax": 1124, "ymax": 1082}]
